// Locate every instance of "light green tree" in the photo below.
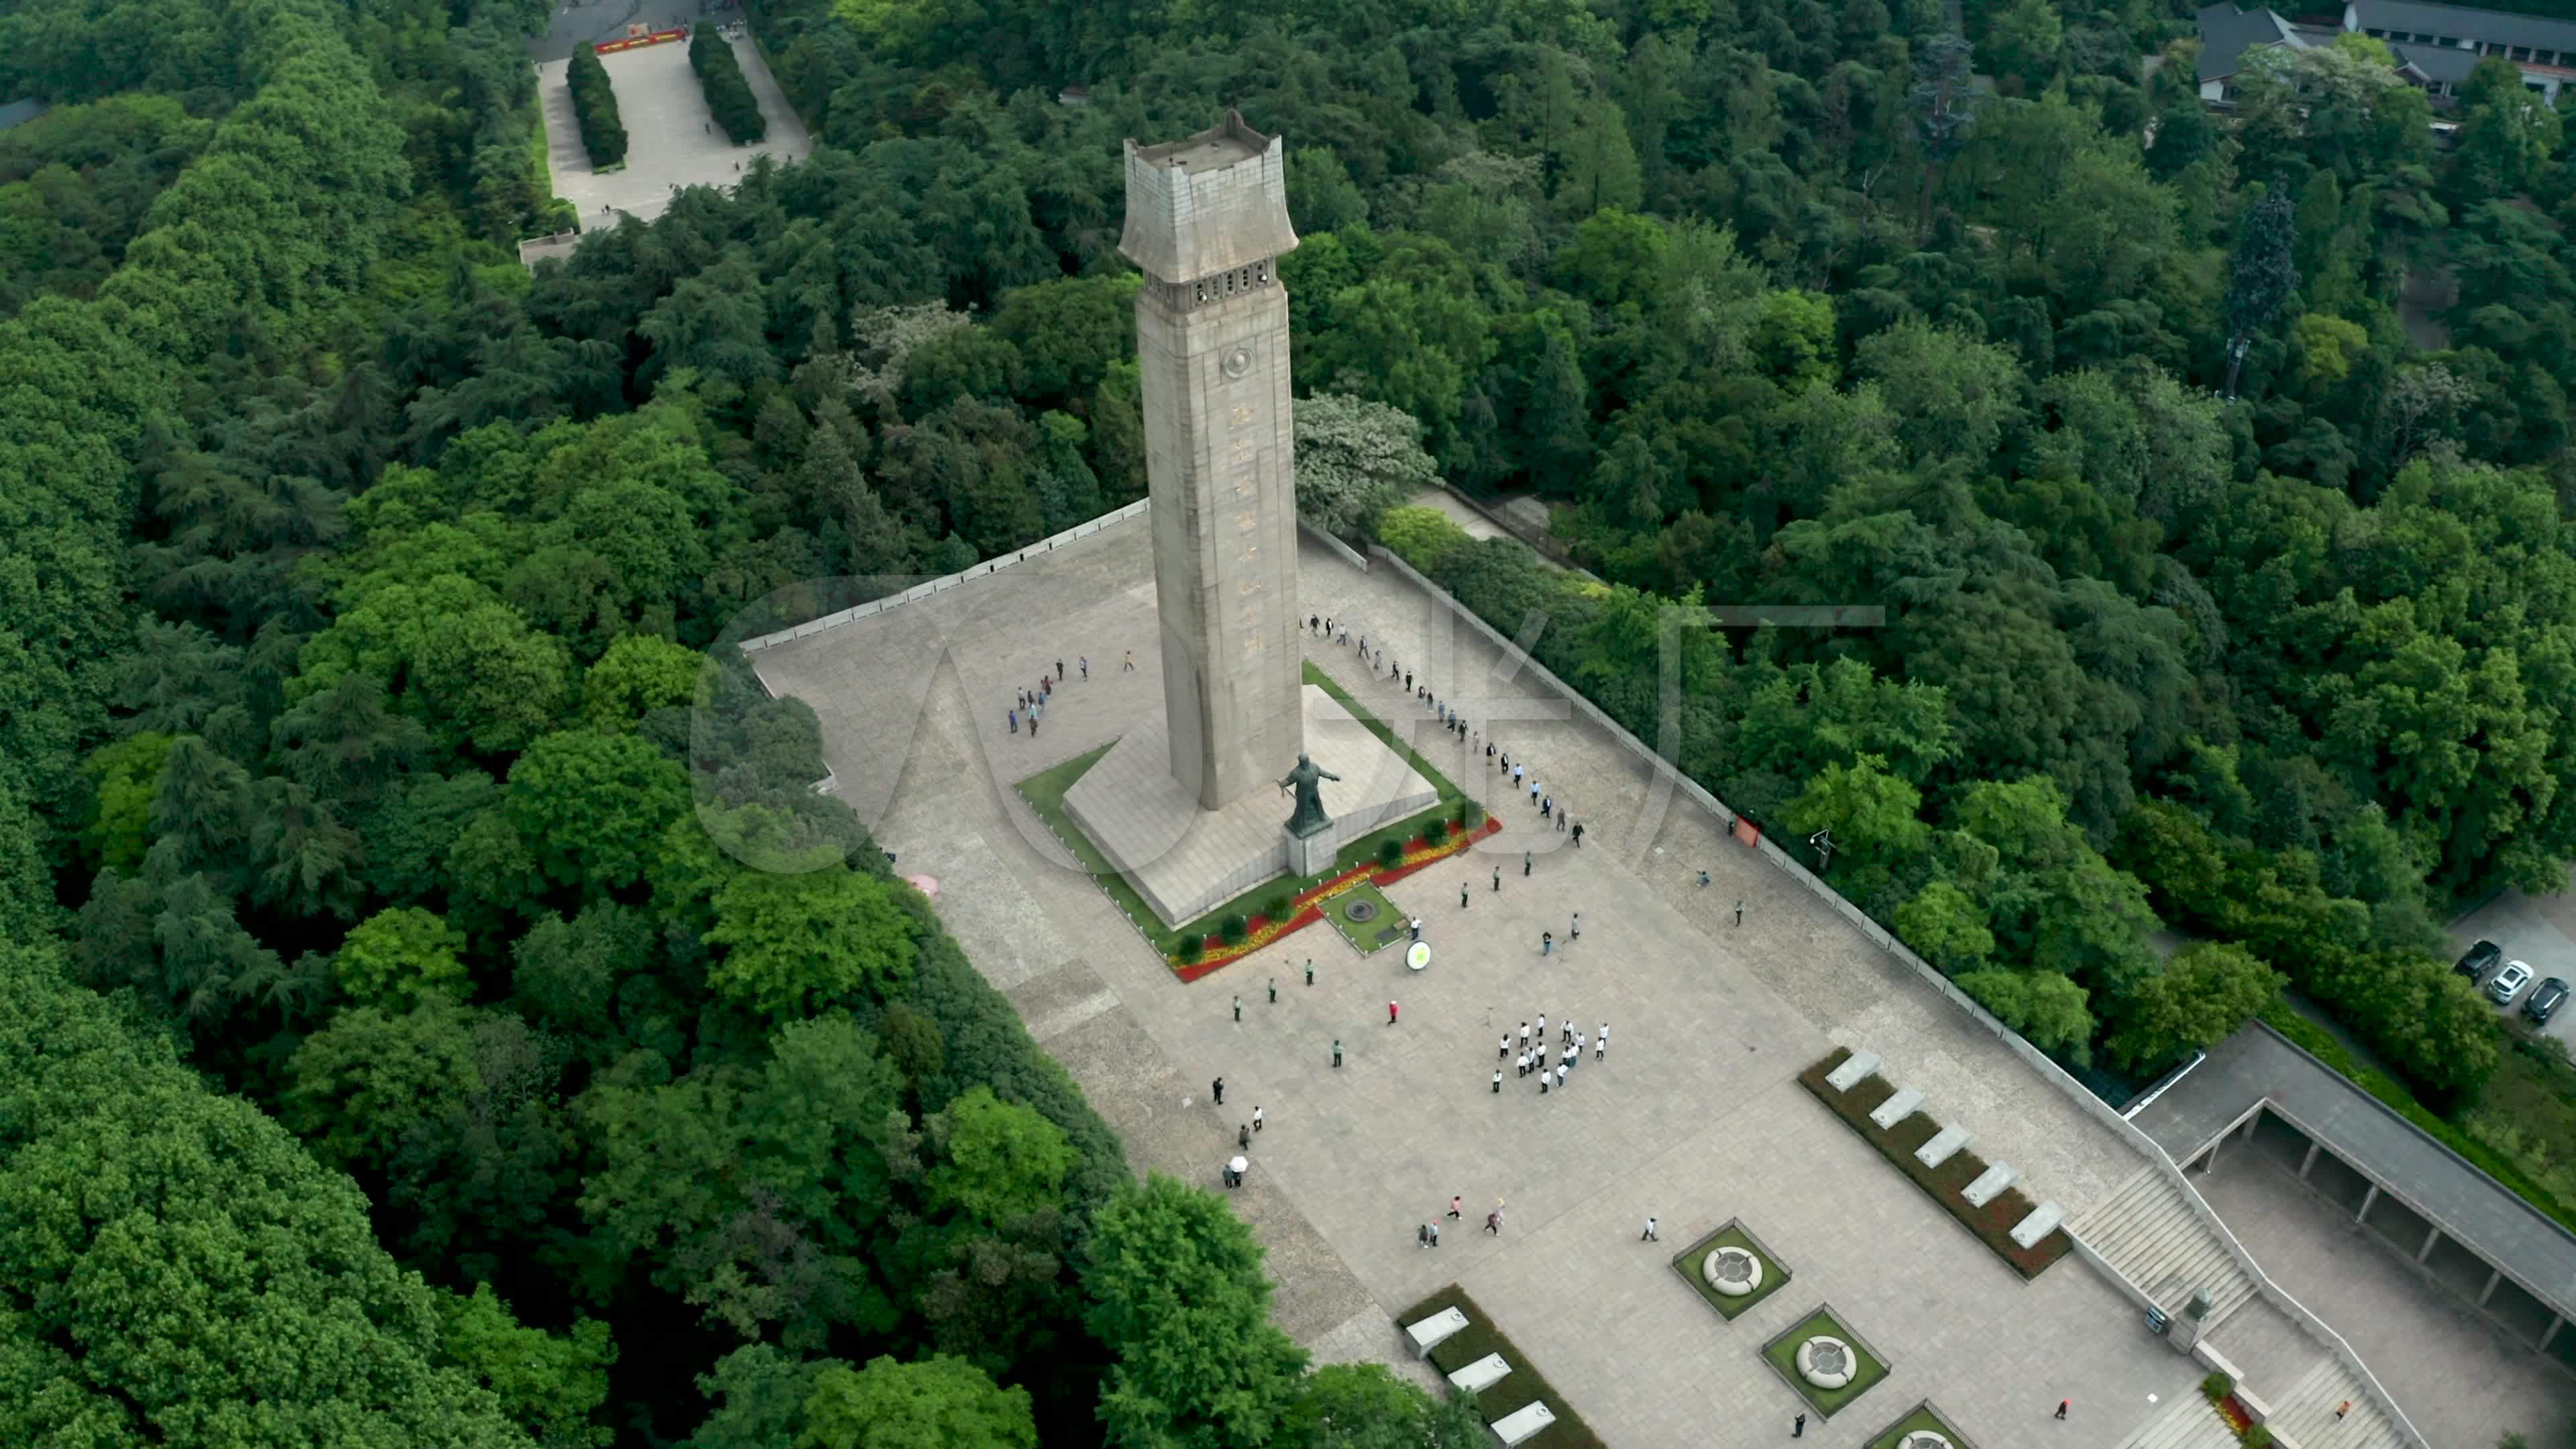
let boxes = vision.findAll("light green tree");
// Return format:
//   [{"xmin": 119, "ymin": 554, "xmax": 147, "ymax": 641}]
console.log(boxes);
[
  {"xmin": 705, "ymin": 867, "xmax": 920, "ymax": 1018},
  {"xmin": 1085, "ymin": 1174, "xmax": 1309, "ymax": 1449},
  {"xmin": 799, "ymin": 1354, "xmax": 1036, "ymax": 1449},
  {"xmin": 336, "ymin": 905, "xmax": 470, "ymax": 1010}
]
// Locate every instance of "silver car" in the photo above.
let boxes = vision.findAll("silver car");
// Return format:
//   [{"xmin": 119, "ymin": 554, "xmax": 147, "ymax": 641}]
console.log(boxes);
[{"xmin": 2490, "ymin": 959, "xmax": 2534, "ymax": 1004}]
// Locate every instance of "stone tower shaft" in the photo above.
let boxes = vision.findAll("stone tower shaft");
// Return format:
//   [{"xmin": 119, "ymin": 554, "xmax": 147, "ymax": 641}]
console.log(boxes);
[{"xmin": 1120, "ymin": 111, "xmax": 1304, "ymax": 810}]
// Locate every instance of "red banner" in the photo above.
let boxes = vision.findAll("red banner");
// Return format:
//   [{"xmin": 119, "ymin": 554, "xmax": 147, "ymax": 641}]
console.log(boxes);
[{"xmin": 593, "ymin": 27, "xmax": 685, "ymax": 54}]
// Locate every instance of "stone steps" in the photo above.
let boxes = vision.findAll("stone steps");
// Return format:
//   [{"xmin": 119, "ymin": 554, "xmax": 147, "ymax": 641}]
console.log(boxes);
[
  {"xmin": 2267, "ymin": 1360, "xmax": 2410, "ymax": 1449},
  {"xmin": 2112, "ymin": 1394, "xmax": 2245, "ymax": 1449},
  {"xmin": 2069, "ymin": 1167, "xmax": 2259, "ymax": 1326}
]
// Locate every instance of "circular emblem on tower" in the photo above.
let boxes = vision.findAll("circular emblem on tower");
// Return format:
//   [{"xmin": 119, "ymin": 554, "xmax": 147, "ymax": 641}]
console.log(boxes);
[{"xmin": 1223, "ymin": 346, "xmax": 1252, "ymax": 379}]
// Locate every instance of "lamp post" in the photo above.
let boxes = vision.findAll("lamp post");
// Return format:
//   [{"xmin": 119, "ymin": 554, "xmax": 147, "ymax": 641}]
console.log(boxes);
[{"xmin": 1808, "ymin": 828, "xmax": 1835, "ymax": 873}]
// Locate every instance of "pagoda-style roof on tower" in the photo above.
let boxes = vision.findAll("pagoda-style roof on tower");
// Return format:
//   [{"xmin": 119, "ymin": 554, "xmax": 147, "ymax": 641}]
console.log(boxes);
[{"xmin": 1119, "ymin": 110, "xmax": 1299, "ymax": 284}]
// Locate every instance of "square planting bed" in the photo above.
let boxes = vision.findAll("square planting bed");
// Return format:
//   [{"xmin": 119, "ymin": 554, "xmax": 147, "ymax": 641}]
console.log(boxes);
[
  {"xmin": 1672, "ymin": 1220, "xmax": 1791, "ymax": 1321},
  {"xmin": 1320, "ymin": 879, "xmax": 1407, "ymax": 955},
  {"xmin": 1866, "ymin": 1401, "xmax": 1977, "ymax": 1449},
  {"xmin": 1761, "ymin": 1305, "xmax": 1890, "ymax": 1419}
]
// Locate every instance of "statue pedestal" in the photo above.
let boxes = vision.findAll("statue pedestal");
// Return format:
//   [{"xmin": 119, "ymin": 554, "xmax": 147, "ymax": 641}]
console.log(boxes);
[
  {"xmin": 1064, "ymin": 684, "xmax": 1436, "ymax": 924},
  {"xmin": 1285, "ymin": 825, "xmax": 1334, "ymax": 879}
]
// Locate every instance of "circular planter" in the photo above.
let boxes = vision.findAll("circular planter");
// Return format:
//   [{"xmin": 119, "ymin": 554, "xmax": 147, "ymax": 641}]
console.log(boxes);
[
  {"xmin": 1342, "ymin": 898, "xmax": 1379, "ymax": 924},
  {"xmin": 1703, "ymin": 1246, "xmax": 1764, "ymax": 1297},
  {"xmin": 1900, "ymin": 1434, "xmax": 1952, "ymax": 1449},
  {"xmin": 1795, "ymin": 1336, "xmax": 1855, "ymax": 1390}
]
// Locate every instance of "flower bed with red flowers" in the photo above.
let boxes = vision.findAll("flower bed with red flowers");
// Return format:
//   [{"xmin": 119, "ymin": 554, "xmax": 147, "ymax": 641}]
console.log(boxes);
[{"xmin": 1172, "ymin": 813, "xmax": 1500, "ymax": 980}]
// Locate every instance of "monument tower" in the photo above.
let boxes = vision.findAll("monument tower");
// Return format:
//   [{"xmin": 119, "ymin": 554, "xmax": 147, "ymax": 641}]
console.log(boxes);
[
  {"xmin": 1061, "ymin": 113, "xmax": 1434, "ymax": 926},
  {"xmin": 1119, "ymin": 111, "xmax": 1305, "ymax": 810}
]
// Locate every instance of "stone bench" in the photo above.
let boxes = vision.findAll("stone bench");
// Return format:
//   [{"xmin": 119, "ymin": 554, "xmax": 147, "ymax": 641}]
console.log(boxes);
[
  {"xmin": 1825, "ymin": 1050, "xmax": 1880, "ymax": 1091},
  {"xmin": 2009, "ymin": 1200, "xmax": 2063, "ymax": 1247},
  {"xmin": 1404, "ymin": 1306, "xmax": 1468, "ymax": 1360},
  {"xmin": 1916, "ymin": 1123, "xmax": 1972, "ymax": 1169},
  {"xmin": 1491, "ymin": 1400, "xmax": 1556, "ymax": 1446},
  {"xmin": 1962, "ymin": 1162, "xmax": 2018, "ymax": 1207},
  {"xmin": 1869, "ymin": 1085, "xmax": 1924, "ymax": 1129},
  {"xmin": 1448, "ymin": 1352, "xmax": 1511, "ymax": 1395}
]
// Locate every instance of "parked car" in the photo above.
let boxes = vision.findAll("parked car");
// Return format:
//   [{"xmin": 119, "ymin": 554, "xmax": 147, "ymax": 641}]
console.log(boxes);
[
  {"xmin": 2528, "ymin": 978, "xmax": 2570, "ymax": 1026},
  {"xmin": 2457, "ymin": 939, "xmax": 2504, "ymax": 982},
  {"xmin": 2490, "ymin": 960, "xmax": 2534, "ymax": 1005}
]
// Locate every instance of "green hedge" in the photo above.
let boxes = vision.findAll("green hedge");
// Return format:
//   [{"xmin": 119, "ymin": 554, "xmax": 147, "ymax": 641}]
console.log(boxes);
[
  {"xmin": 1398, "ymin": 1285, "xmax": 1605, "ymax": 1449},
  {"xmin": 1799, "ymin": 1048, "xmax": 2071, "ymax": 1277},
  {"xmin": 689, "ymin": 28, "xmax": 765, "ymax": 144},
  {"xmin": 566, "ymin": 44, "xmax": 627, "ymax": 168}
]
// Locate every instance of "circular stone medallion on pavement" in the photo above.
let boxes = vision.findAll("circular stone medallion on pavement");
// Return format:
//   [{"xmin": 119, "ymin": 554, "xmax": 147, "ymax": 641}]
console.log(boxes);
[{"xmin": 1796, "ymin": 1336, "xmax": 1854, "ymax": 1389}]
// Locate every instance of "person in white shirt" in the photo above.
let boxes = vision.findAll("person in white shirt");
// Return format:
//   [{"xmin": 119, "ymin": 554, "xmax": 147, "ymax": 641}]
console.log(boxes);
[{"xmin": 1597, "ymin": 1022, "xmax": 1609, "ymax": 1059}]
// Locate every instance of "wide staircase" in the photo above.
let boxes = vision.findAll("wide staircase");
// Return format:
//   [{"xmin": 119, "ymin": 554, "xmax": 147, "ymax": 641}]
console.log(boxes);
[
  {"xmin": 2075, "ymin": 1165, "xmax": 2422, "ymax": 1449},
  {"xmin": 2070, "ymin": 1167, "xmax": 2261, "ymax": 1328},
  {"xmin": 2113, "ymin": 1394, "xmax": 2246, "ymax": 1449},
  {"xmin": 2265, "ymin": 1360, "xmax": 2412, "ymax": 1449}
]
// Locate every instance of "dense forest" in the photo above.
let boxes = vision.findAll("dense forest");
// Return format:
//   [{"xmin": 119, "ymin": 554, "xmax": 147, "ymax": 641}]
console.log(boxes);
[{"xmin": 3, "ymin": 0, "xmax": 2576, "ymax": 1439}]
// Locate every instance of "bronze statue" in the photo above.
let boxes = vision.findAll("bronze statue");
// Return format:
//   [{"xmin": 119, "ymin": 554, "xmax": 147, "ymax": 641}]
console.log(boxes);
[{"xmin": 1279, "ymin": 753, "xmax": 1340, "ymax": 837}]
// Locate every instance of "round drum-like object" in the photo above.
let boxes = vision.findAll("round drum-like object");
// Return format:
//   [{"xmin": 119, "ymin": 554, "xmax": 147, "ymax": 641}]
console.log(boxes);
[
  {"xmin": 1703, "ymin": 1247, "xmax": 1764, "ymax": 1297},
  {"xmin": 1796, "ymin": 1336, "xmax": 1855, "ymax": 1390}
]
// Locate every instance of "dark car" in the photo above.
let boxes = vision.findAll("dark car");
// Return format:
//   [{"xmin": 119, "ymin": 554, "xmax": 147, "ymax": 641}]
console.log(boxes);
[
  {"xmin": 2458, "ymin": 939, "xmax": 2504, "ymax": 982},
  {"xmin": 2527, "ymin": 978, "xmax": 2570, "ymax": 1026}
]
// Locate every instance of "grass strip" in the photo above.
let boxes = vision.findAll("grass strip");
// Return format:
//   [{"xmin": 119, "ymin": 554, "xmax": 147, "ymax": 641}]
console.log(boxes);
[
  {"xmin": 1399, "ymin": 1285, "xmax": 1605, "ymax": 1449},
  {"xmin": 1799, "ymin": 1048, "xmax": 2071, "ymax": 1279}
]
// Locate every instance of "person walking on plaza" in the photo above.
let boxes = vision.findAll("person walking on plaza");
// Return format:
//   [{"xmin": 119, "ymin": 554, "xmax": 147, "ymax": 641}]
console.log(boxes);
[
  {"xmin": 1554, "ymin": 1062, "xmax": 1567, "ymax": 1090},
  {"xmin": 1253, "ymin": 1106, "xmax": 1264, "ymax": 1132},
  {"xmin": 1462, "ymin": 883, "xmax": 1470, "ymax": 910},
  {"xmin": 1428, "ymin": 1221, "xmax": 1439, "ymax": 1247},
  {"xmin": 1418, "ymin": 1224, "xmax": 1430, "ymax": 1248},
  {"xmin": 1449, "ymin": 1195, "xmax": 1462, "ymax": 1220},
  {"xmin": 1793, "ymin": 1412, "xmax": 1806, "ymax": 1438},
  {"xmin": 1305, "ymin": 958, "xmax": 1315, "ymax": 986},
  {"xmin": 1491, "ymin": 1068, "xmax": 1502, "ymax": 1093},
  {"xmin": 1642, "ymin": 1216, "xmax": 1658, "ymax": 1242},
  {"xmin": 2053, "ymin": 1400, "xmax": 2068, "ymax": 1421},
  {"xmin": 1536, "ymin": 1014, "xmax": 1546, "ymax": 1043},
  {"xmin": 1008, "ymin": 708, "xmax": 1018, "ymax": 734},
  {"xmin": 1493, "ymin": 865, "xmax": 1502, "ymax": 892},
  {"xmin": 1519, "ymin": 1020, "xmax": 1531, "ymax": 1052},
  {"xmin": 1212, "ymin": 1077, "xmax": 1224, "ymax": 1105},
  {"xmin": 1570, "ymin": 912, "xmax": 1581, "ymax": 942},
  {"xmin": 1268, "ymin": 977, "xmax": 1277, "ymax": 1004},
  {"xmin": 1387, "ymin": 1000, "xmax": 1399, "ymax": 1026},
  {"xmin": 1572, "ymin": 821, "xmax": 1584, "ymax": 847},
  {"xmin": 1500, "ymin": 1034, "xmax": 1511, "ymax": 1060},
  {"xmin": 1409, "ymin": 916, "xmax": 1423, "ymax": 941},
  {"xmin": 1238, "ymin": 1123, "xmax": 1250, "ymax": 1150},
  {"xmin": 1123, "ymin": 650, "xmax": 1135, "ymax": 671},
  {"xmin": 1516, "ymin": 1051, "xmax": 1529, "ymax": 1078},
  {"xmin": 1232, "ymin": 995, "xmax": 1242, "ymax": 1022},
  {"xmin": 1485, "ymin": 1208, "xmax": 1503, "ymax": 1234},
  {"xmin": 1524, "ymin": 850, "xmax": 1533, "ymax": 877},
  {"xmin": 1056, "ymin": 659, "xmax": 1065, "ymax": 681},
  {"xmin": 1332, "ymin": 1039, "xmax": 1342, "ymax": 1068},
  {"xmin": 1734, "ymin": 899, "xmax": 1745, "ymax": 926},
  {"xmin": 1079, "ymin": 655, "xmax": 1088, "ymax": 678},
  {"xmin": 1597, "ymin": 1022, "xmax": 1609, "ymax": 1060}
]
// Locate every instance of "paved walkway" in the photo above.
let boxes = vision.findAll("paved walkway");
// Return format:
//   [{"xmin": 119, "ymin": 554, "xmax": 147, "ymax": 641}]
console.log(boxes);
[
  {"xmin": 2196, "ymin": 1148, "xmax": 2576, "ymax": 1447},
  {"xmin": 537, "ymin": 27, "xmax": 810, "ymax": 229},
  {"xmin": 753, "ymin": 519, "xmax": 2218, "ymax": 1446}
]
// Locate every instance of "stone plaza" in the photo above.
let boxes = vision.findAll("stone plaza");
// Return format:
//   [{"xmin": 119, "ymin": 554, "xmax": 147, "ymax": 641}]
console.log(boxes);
[
  {"xmin": 531, "ymin": 12, "xmax": 810, "ymax": 229},
  {"xmin": 750, "ymin": 515, "xmax": 2276, "ymax": 1448}
]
